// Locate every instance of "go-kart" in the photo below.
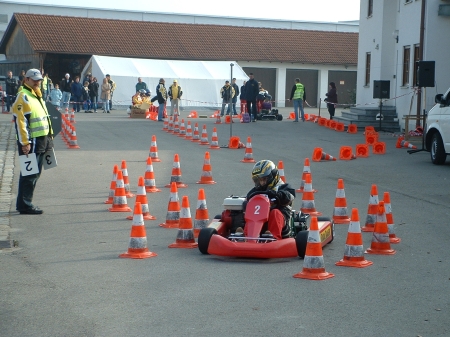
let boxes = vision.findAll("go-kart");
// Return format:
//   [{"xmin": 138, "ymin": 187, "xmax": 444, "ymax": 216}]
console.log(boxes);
[
  {"xmin": 256, "ymin": 108, "xmax": 283, "ymax": 121},
  {"xmin": 198, "ymin": 193, "xmax": 334, "ymax": 259}
]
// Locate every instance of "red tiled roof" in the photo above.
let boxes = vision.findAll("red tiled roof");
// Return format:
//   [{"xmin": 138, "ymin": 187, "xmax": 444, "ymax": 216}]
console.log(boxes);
[{"xmin": 5, "ymin": 13, "xmax": 358, "ymax": 65}]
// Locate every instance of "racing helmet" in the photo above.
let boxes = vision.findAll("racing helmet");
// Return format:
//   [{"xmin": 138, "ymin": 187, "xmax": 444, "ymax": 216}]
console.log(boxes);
[
  {"xmin": 251, "ymin": 160, "xmax": 280, "ymax": 190},
  {"xmin": 139, "ymin": 89, "xmax": 146, "ymax": 95}
]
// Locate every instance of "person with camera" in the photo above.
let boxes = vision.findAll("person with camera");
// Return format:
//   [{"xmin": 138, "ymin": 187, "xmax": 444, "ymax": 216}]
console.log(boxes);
[{"xmin": 325, "ymin": 81, "xmax": 338, "ymax": 120}]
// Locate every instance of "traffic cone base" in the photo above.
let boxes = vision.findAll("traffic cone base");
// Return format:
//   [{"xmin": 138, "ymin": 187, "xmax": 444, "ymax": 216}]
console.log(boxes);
[
  {"xmin": 159, "ymin": 182, "xmax": 180, "ymax": 228},
  {"xmin": 108, "ymin": 171, "xmax": 132, "ymax": 212},
  {"xmin": 168, "ymin": 196, "xmax": 198, "ymax": 248}
]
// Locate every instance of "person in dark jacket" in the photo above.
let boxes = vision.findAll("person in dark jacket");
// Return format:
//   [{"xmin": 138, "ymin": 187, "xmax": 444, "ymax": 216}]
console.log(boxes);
[
  {"xmin": 60, "ymin": 73, "xmax": 72, "ymax": 109},
  {"xmin": 71, "ymin": 76, "xmax": 83, "ymax": 112},
  {"xmin": 240, "ymin": 80, "xmax": 247, "ymax": 114},
  {"xmin": 220, "ymin": 80, "xmax": 235, "ymax": 116},
  {"xmin": 231, "ymin": 78, "xmax": 240, "ymax": 115},
  {"xmin": 156, "ymin": 78, "xmax": 167, "ymax": 121},
  {"xmin": 244, "ymin": 73, "xmax": 259, "ymax": 122},
  {"xmin": 88, "ymin": 77, "xmax": 99, "ymax": 113},
  {"xmin": 238, "ymin": 160, "xmax": 295, "ymax": 240},
  {"xmin": 5, "ymin": 70, "xmax": 18, "ymax": 113},
  {"xmin": 325, "ymin": 81, "xmax": 338, "ymax": 120}
]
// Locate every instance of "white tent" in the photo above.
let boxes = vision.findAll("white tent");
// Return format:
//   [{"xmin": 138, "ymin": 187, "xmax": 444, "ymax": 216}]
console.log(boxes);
[{"xmin": 82, "ymin": 55, "xmax": 249, "ymax": 109}]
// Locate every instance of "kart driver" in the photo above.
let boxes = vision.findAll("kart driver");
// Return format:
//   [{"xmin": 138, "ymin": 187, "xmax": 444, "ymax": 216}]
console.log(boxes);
[{"xmin": 242, "ymin": 160, "xmax": 295, "ymax": 240}]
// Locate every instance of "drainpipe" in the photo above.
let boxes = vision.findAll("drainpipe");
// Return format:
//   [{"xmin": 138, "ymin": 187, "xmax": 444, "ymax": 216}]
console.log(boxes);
[{"xmin": 416, "ymin": 0, "xmax": 426, "ymax": 127}]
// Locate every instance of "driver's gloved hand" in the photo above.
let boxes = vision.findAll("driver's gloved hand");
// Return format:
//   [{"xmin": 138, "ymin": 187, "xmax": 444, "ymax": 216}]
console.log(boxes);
[{"xmin": 266, "ymin": 190, "xmax": 277, "ymax": 199}]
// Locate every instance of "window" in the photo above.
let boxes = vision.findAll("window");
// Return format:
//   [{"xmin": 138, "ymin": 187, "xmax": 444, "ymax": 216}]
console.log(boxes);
[
  {"xmin": 402, "ymin": 46, "xmax": 411, "ymax": 86},
  {"xmin": 365, "ymin": 53, "xmax": 371, "ymax": 86},
  {"xmin": 413, "ymin": 45, "xmax": 420, "ymax": 86},
  {"xmin": 368, "ymin": 0, "xmax": 373, "ymax": 17}
]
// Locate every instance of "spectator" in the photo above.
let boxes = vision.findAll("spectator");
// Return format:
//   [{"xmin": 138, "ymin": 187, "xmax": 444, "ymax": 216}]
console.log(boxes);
[
  {"xmin": 240, "ymin": 80, "xmax": 247, "ymax": 114},
  {"xmin": 244, "ymin": 73, "xmax": 259, "ymax": 122},
  {"xmin": 325, "ymin": 82, "xmax": 338, "ymax": 120},
  {"xmin": 101, "ymin": 78, "xmax": 111, "ymax": 113},
  {"xmin": 156, "ymin": 78, "xmax": 167, "ymax": 121},
  {"xmin": 5, "ymin": 70, "xmax": 18, "ymax": 113},
  {"xmin": 168, "ymin": 79, "xmax": 182, "ymax": 116},
  {"xmin": 88, "ymin": 77, "xmax": 99, "ymax": 113},
  {"xmin": 70, "ymin": 76, "xmax": 83, "ymax": 113},
  {"xmin": 18, "ymin": 69, "xmax": 26, "ymax": 87},
  {"xmin": 106, "ymin": 74, "xmax": 116, "ymax": 110},
  {"xmin": 135, "ymin": 77, "xmax": 147, "ymax": 93},
  {"xmin": 60, "ymin": 73, "xmax": 72, "ymax": 110},
  {"xmin": 82, "ymin": 81, "xmax": 91, "ymax": 113},
  {"xmin": 83, "ymin": 72, "xmax": 91, "ymax": 85},
  {"xmin": 49, "ymin": 83, "xmax": 62, "ymax": 109},
  {"xmin": 231, "ymin": 78, "xmax": 240, "ymax": 115},
  {"xmin": 41, "ymin": 72, "xmax": 51, "ymax": 101},
  {"xmin": 220, "ymin": 80, "xmax": 235, "ymax": 117},
  {"xmin": 289, "ymin": 78, "xmax": 306, "ymax": 122}
]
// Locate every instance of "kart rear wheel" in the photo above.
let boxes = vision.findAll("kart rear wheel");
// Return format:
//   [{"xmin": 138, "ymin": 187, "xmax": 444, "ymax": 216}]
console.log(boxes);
[
  {"xmin": 295, "ymin": 230, "xmax": 309, "ymax": 258},
  {"xmin": 276, "ymin": 114, "xmax": 283, "ymax": 121},
  {"xmin": 198, "ymin": 227, "xmax": 218, "ymax": 255}
]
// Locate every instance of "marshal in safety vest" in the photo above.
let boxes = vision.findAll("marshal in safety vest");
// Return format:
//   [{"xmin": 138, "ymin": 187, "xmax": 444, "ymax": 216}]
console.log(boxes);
[{"xmin": 293, "ymin": 83, "xmax": 305, "ymax": 100}]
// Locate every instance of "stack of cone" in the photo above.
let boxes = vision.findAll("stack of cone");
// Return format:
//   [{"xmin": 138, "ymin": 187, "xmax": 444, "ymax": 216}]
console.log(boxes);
[
  {"xmin": 197, "ymin": 151, "xmax": 216, "ymax": 184},
  {"xmin": 185, "ymin": 121, "xmax": 193, "ymax": 140},
  {"xmin": 332, "ymin": 179, "xmax": 351, "ymax": 224},
  {"xmin": 173, "ymin": 117, "xmax": 180, "ymax": 135},
  {"xmin": 108, "ymin": 171, "xmax": 132, "ymax": 212},
  {"xmin": 312, "ymin": 148, "xmax": 336, "ymax": 162},
  {"xmin": 356, "ymin": 144, "xmax": 369, "ymax": 158},
  {"xmin": 127, "ymin": 176, "xmax": 156, "ymax": 220},
  {"xmin": 278, "ymin": 160, "xmax": 286, "ymax": 183},
  {"xmin": 383, "ymin": 192, "xmax": 401, "ymax": 243},
  {"xmin": 241, "ymin": 137, "xmax": 256, "ymax": 163},
  {"xmin": 70, "ymin": 109, "xmax": 75, "ymax": 124},
  {"xmin": 293, "ymin": 216, "xmax": 334, "ymax": 280},
  {"xmin": 159, "ymin": 182, "xmax": 181, "ymax": 228},
  {"xmin": 64, "ymin": 107, "xmax": 69, "ymax": 120},
  {"xmin": 396, "ymin": 136, "xmax": 417, "ymax": 149},
  {"xmin": 209, "ymin": 127, "xmax": 220, "ymax": 149},
  {"xmin": 68, "ymin": 125, "xmax": 80, "ymax": 149},
  {"xmin": 339, "ymin": 146, "xmax": 356, "ymax": 160},
  {"xmin": 296, "ymin": 158, "xmax": 317, "ymax": 193},
  {"xmin": 104, "ymin": 164, "xmax": 119, "ymax": 204},
  {"xmin": 178, "ymin": 119, "xmax": 186, "ymax": 137},
  {"xmin": 149, "ymin": 135, "xmax": 161, "ymax": 162},
  {"xmin": 144, "ymin": 157, "xmax": 161, "ymax": 193},
  {"xmin": 193, "ymin": 188, "xmax": 209, "ymax": 237},
  {"xmin": 199, "ymin": 124, "xmax": 209, "ymax": 145},
  {"xmin": 365, "ymin": 201, "xmax": 396, "ymax": 255},
  {"xmin": 215, "ymin": 113, "xmax": 222, "ymax": 124},
  {"xmin": 300, "ymin": 173, "xmax": 322, "ymax": 216},
  {"xmin": 335, "ymin": 208, "xmax": 373, "ymax": 268},
  {"xmin": 168, "ymin": 196, "xmax": 198, "ymax": 248},
  {"xmin": 121, "ymin": 160, "xmax": 135, "ymax": 198},
  {"xmin": 119, "ymin": 202, "xmax": 157, "ymax": 259},
  {"xmin": 361, "ymin": 184, "xmax": 379, "ymax": 232},
  {"xmin": 162, "ymin": 118, "xmax": 168, "ymax": 131},
  {"xmin": 167, "ymin": 116, "xmax": 174, "ymax": 133},
  {"xmin": 192, "ymin": 123, "xmax": 200, "ymax": 142},
  {"xmin": 165, "ymin": 154, "xmax": 188, "ymax": 188}
]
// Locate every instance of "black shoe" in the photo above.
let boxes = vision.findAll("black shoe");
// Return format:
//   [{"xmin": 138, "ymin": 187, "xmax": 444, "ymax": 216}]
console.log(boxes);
[
  {"xmin": 18, "ymin": 207, "xmax": 43, "ymax": 215},
  {"xmin": 107, "ymin": 111, "xmax": 110, "ymax": 113}
]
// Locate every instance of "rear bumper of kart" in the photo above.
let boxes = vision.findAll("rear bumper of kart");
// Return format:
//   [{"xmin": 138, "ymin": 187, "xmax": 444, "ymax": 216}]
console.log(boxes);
[{"xmin": 207, "ymin": 235, "xmax": 299, "ymax": 258}]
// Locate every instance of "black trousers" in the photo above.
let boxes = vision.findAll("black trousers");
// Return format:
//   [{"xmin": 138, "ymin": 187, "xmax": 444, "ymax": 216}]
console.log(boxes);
[
  {"xmin": 327, "ymin": 104, "xmax": 335, "ymax": 120},
  {"xmin": 16, "ymin": 152, "xmax": 45, "ymax": 211},
  {"xmin": 247, "ymin": 99, "xmax": 257, "ymax": 120}
]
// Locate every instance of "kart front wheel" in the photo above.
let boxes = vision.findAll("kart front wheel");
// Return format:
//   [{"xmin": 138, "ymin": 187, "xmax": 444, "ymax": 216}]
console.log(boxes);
[
  {"xmin": 198, "ymin": 227, "xmax": 218, "ymax": 255},
  {"xmin": 276, "ymin": 114, "xmax": 283, "ymax": 121},
  {"xmin": 295, "ymin": 230, "xmax": 309, "ymax": 258}
]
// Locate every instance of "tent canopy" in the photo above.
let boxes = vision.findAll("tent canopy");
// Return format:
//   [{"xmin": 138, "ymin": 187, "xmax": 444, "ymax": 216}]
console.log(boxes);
[{"xmin": 82, "ymin": 55, "xmax": 249, "ymax": 108}]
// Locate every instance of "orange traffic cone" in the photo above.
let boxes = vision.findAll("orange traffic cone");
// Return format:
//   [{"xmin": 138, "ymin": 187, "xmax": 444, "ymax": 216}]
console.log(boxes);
[
  {"xmin": 178, "ymin": 119, "xmax": 186, "ymax": 137},
  {"xmin": 312, "ymin": 147, "xmax": 336, "ymax": 162},
  {"xmin": 287, "ymin": 112, "xmax": 295, "ymax": 120},
  {"xmin": 372, "ymin": 142, "xmax": 386, "ymax": 154},
  {"xmin": 209, "ymin": 127, "xmax": 220, "ymax": 149},
  {"xmin": 293, "ymin": 216, "xmax": 334, "ymax": 280},
  {"xmin": 296, "ymin": 158, "xmax": 317, "ymax": 193},
  {"xmin": 335, "ymin": 122, "xmax": 345, "ymax": 132},
  {"xmin": 119, "ymin": 202, "xmax": 157, "ymax": 259},
  {"xmin": 318, "ymin": 117, "xmax": 326, "ymax": 126},
  {"xmin": 335, "ymin": 208, "xmax": 373, "ymax": 268},
  {"xmin": 108, "ymin": 170, "xmax": 132, "ymax": 212},
  {"xmin": 185, "ymin": 121, "xmax": 193, "ymax": 140},
  {"xmin": 121, "ymin": 160, "xmax": 135, "ymax": 198},
  {"xmin": 144, "ymin": 157, "xmax": 161, "ymax": 193},
  {"xmin": 104, "ymin": 164, "xmax": 119, "ymax": 204},
  {"xmin": 364, "ymin": 126, "xmax": 375, "ymax": 134},
  {"xmin": 173, "ymin": 116, "xmax": 180, "ymax": 135},
  {"xmin": 159, "ymin": 182, "xmax": 181, "ymax": 228},
  {"xmin": 127, "ymin": 176, "xmax": 156, "ymax": 220},
  {"xmin": 365, "ymin": 132, "xmax": 378, "ymax": 146},
  {"xmin": 383, "ymin": 192, "xmax": 401, "ymax": 243},
  {"xmin": 241, "ymin": 137, "xmax": 256, "ymax": 163},
  {"xmin": 149, "ymin": 135, "xmax": 161, "ymax": 162},
  {"xmin": 396, "ymin": 137, "xmax": 417, "ymax": 149},
  {"xmin": 355, "ymin": 144, "xmax": 369, "ymax": 158},
  {"xmin": 162, "ymin": 117, "xmax": 168, "ymax": 131},
  {"xmin": 228, "ymin": 136, "xmax": 240, "ymax": 149},
  {"xmin": 330, "ymin": 120, "xmax": 337, "ymax": 130},
  {"xmin": 199, "ymin": 124, "xmax": 209, "ymax": 145},
  {"xmin": 300, "ymin": 173, "xmax": 322, "ymax": 216},
  {"xmin": 165, "ymin": 154, "xmax": 188, "ymax": 188},
  {"xmin": 193, "ymin": 188, "xmax": 209, "ymax": 238},
  {"xmin": 70, "ymin": 109, "xmax": 75, "ymax": 124},
  {"xmin": 192, "ymin": 122, "xmax": 200, "ymax": 142},
  {"xmin": 278, "ymin": 160, "xmax": 286, "ymax": 183},
  {"xmin": 332, "ymin": 179, "xmax": 351, "ymax": 224},
  {"xmin": 68, "ymin": 125, "xmax": 80, "ymax": 149},
  {"xmin": 365, "ymin": 201, "xmax": 396, "ymax": 255},
  {"xmin": 347, "ymin": 124, "xmax": 358, "ymax": 134},
  {"xmin": 361, "ymin": 184, "xmax": 379, "ymax": 232},
  {"xmin": 339, "ymin": 146, "xmax": 356, "ymax": 160},
  {"xmin": 167, "ymin": 116, "xmax": 174, "ymax": 133},
  {"xmin": 215, "ymin": 112, "xmax": 222, "ymax": 124},
  {"xmin": 168, "ymin": 196, "xmax": 198, "ymax": 248},
  {"xmin": 197, "ymin": 151, "xmax": 216, "ymax": 184}
]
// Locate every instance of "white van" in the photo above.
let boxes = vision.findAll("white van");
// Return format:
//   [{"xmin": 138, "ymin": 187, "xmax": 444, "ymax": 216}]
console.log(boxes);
[{"xmin": 426, "ymin": 87, "xmax": 450, "ymax": 164}]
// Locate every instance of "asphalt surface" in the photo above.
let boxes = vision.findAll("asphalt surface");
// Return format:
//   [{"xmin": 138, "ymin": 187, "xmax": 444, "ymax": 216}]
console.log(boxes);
[{"xmin": 0, "ymin": 108, "xmax": 449, "ymax": 337}]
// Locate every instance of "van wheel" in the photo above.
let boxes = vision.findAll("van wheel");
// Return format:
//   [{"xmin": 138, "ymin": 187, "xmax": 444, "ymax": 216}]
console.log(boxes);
[{"xmin": 431, "ymin": 133, "xmax": 447, "ymax": 165}]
